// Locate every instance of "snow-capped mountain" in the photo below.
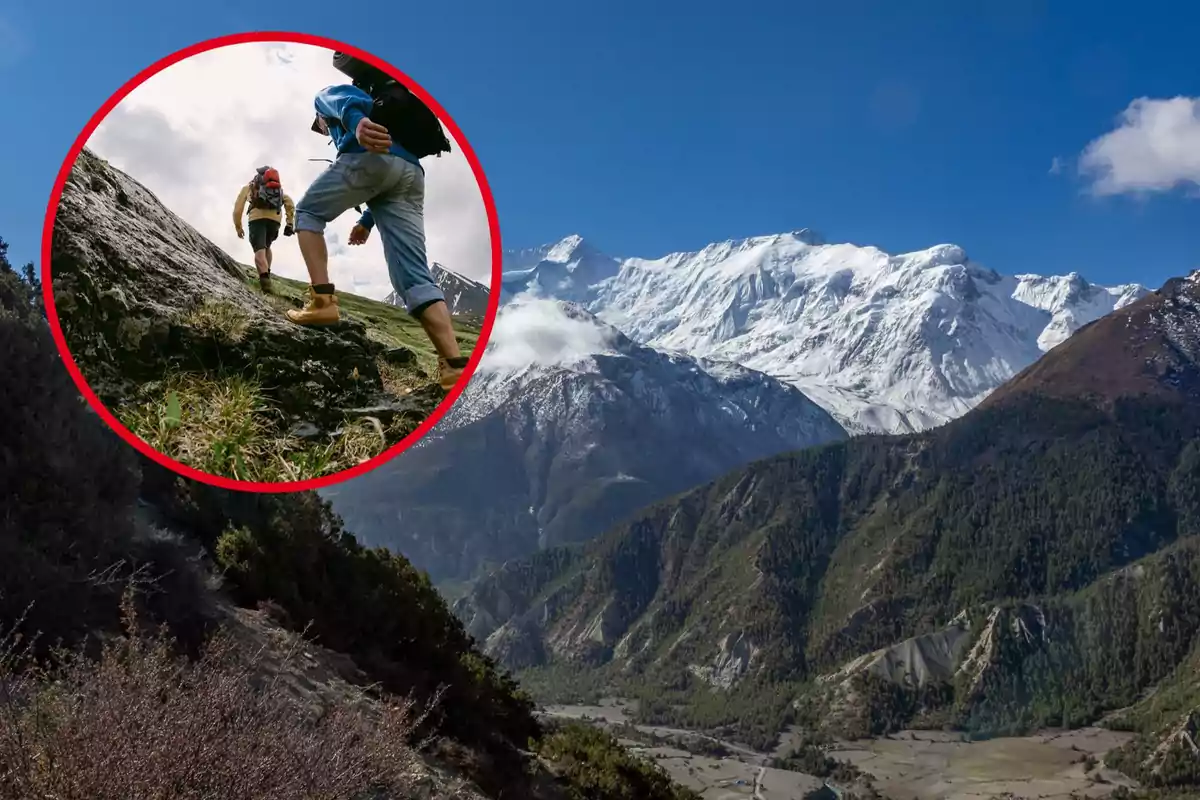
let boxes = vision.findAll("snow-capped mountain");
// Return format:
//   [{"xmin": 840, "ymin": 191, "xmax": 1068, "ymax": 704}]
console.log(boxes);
[
  {"xmin": 499, "ymin": 234, "xmax": 620, "ymax": 304},
  {"xmin": 502, "ymin": 231, "xmax": 1149, "ymax": 433},
  {"xmin": 386, "ymin": 262, "xmax": 490, "ymax": 316},
  {"xmin": 323, "ymin": 298, "xmax": 846, "ymax": 584}
]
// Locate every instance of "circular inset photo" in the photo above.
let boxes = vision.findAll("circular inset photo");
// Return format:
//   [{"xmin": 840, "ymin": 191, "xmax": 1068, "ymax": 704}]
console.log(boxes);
[{"xmin": 43, "ymin": 33, "xmax": 500, "ymax": 491}]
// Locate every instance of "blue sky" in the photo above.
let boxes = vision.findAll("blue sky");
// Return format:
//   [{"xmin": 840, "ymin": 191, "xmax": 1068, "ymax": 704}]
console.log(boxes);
[{"xmin": 3, "ymin": 0, "xmax": 1199, "ymax": 289}]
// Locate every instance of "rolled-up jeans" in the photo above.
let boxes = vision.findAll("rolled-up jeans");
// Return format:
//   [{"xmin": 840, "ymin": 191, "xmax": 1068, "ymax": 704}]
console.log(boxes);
[{"xmin": 294, "ymin": 151, "xmax": 445, "ymax": 313}]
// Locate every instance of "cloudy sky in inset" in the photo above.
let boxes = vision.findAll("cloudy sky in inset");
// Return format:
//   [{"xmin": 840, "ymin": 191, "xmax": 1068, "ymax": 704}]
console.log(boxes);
[{"xmin": 89, "ymin": 41, "xmax": 492, "ymax": 301}]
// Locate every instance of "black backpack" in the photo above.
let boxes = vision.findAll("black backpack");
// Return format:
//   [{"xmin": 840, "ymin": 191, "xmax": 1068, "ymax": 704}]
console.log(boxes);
[{"xmin": 330, "ymin": 52, "xmax": 452, "ymax": 160}]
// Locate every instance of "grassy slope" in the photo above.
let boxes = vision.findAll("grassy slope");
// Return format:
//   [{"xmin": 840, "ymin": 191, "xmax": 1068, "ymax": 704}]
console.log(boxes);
[{"xmin": 119, "ymin": 267, "xmax": 483, "ymax": 483}]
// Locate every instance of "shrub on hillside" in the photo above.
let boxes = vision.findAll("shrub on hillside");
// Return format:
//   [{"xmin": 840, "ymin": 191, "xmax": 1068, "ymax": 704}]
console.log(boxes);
[
  {"xmin": 0, "ymin": 595, "xmax": 461, "ymax": 799},
  {"xmin": 208, "ymin": 508, "xmax": 539, "ymax": 754},
  {"xmin": 535, "ymin": 721, "xmax": 701, "ymax": 800},
  {"xmin": 0, "ymin": 236, "xmax": 213, "ymax": 658}
]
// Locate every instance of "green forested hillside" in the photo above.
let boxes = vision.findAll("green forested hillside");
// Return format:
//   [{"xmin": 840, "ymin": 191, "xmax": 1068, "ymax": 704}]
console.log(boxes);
[{"xmin": 457, "ymin": 274, "xmax": 1200, "ymax": 783}]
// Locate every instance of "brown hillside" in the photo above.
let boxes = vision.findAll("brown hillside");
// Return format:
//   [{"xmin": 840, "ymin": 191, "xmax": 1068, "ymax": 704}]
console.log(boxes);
[{"xmin": 982, "ymin": 272, "xmax": 1200, "ymax": 409}]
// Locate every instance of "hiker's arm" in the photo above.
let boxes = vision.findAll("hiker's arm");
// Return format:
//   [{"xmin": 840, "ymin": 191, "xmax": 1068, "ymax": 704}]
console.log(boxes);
[
  {"xmin": 283, "ymin": 194, "xmax": 296, "ymax": 227},
  {"xmin": 232, "ymin": 186, "xmax": 248, "ymax": 233},
  {"xmin": 314, "ymin": 85, "xmax": 373, "ymax": 134},
  {"xmin": 356, "ymin": 208, "xmax": 375, "ymax": 231}
]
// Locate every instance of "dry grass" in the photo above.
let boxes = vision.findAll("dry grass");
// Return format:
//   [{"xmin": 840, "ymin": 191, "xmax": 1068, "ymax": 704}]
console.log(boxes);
[
  {"xmin": 119, "ymin": 373, "xmax": 400, "ymax": 483},
  {"xmin": 0, "ymin": 594, "xmax": 471, "ymax": 800},
  {"xmin": 180, "ymin": 299, "xmax": 251, "ymax": 344},
  {"xmin": 121, "ymin": 372, "xmax": 280, "ymax": 480},
  {"xmin": 377, "ymin": 356, "xmax": 431, "ymax": 398}
]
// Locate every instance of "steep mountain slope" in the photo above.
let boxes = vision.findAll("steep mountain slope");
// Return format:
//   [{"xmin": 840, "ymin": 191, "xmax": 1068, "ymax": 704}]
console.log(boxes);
[
  {"xmin": 49, "ymin": 149, "xmax": 477, "ymax": 481},
  {"xmin": 1, "ymin": 234, "xmax": 699, "ymax": 800},
  {"xmin": 457, "ymin": 272, "xmax": 1200, "ymax": 758},
  {"xmin": 387, "ymin": 262, "xmax": 491, "ymax": 316},
  {"xmin": 324, "ymin": 298, "xmax": 846, "ymax": 584},
  {"xmin": 503, "ymin": 232, "xmax": 1148, "ymax": 433}
]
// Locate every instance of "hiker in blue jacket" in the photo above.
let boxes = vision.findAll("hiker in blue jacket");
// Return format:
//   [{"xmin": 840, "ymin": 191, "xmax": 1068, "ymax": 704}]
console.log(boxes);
[{"xmin": 290, "ymin": 53, "xmax": 469, "ymax": 392}]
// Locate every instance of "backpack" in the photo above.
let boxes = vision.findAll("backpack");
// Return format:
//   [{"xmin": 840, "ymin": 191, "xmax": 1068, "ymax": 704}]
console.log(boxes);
[
  {"xmin": 330, "ymin": 52, "xmax": 453, "ymax": 160},
  {"xmin": 249, "ymin": 167, "xmax": 283, "ymax": 211}
]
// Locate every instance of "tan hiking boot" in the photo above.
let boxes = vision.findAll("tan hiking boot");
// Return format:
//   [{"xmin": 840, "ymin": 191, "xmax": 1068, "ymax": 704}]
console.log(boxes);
[
  {"xmin": 438, "ymin": 356, "xmax": 470, "ymax": 391},
  {"xmin": 286, "ymin": 288, "xmax": 340, "ymax": 326}
]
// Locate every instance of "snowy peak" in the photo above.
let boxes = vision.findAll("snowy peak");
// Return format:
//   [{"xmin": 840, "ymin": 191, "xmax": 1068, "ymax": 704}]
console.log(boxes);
[
  {"xmin": 984, "ymin": 269, "xmax": 1199, "ymax": 408},
  {"xmin": 543, "ymin": 233, "xmax": 592, "ymax": 263},
  {"xmin": 501, "ymin": 235, "xmax": 620, "ymax": 302},
  {"xmin": 503, "ymin": 230, "xmax": 1150, "ymax": 434},
  {"xmin": 1011, "ymin": 272, "xmax": 1148, "ymax": 350},
  {"xmin": 385, "ymin": 262, "xmax": 490, "ymax": 316},
  {"xmin": 429, "ymin": 262, "xmax": 491, "ymax": 316}
]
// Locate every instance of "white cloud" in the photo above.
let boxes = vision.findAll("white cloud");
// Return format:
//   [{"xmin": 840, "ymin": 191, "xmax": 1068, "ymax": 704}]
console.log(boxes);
[
  {"xmin": 1049, "ymin": 156, "xmax": 1063, "ymax": 175},
  {"xmin": 88, "ymin": 41, "xmax": 492, "ymax": 301},
  {"xmin": 478, "ymin": 299, "xmax": 617, "ymax": 373},
  {"xmin": 1078, "ymin": 96, "xmax": 1200, "ymax": 196}
]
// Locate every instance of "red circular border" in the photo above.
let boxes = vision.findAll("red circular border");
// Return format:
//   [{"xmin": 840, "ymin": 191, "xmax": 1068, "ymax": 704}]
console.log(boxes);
[{"xmin": 40, "ymin": 31, "xmax": 502, "ymax": 495}]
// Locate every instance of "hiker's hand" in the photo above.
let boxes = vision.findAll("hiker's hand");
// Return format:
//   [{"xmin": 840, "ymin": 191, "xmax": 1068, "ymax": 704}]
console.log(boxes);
[
  {"xmin": 356, "ymin": 118, "xmax": 392, "ymax": 153},
  {"xmin": 283, "ymin": 225, "xmax": 294, "ymax": 237},
  {"xmin": 236, "ymin": 229, "xmax": 244, "ymax": 239},
  {"xmin": 349, "ymin": 224, "xmax": 370, "ymax": 245}
]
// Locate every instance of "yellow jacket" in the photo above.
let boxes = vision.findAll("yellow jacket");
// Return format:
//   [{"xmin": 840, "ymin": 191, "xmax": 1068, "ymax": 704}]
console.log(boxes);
[{"xmin": 233, "ymin": 183, "xmax": 296, "ymax": 232}]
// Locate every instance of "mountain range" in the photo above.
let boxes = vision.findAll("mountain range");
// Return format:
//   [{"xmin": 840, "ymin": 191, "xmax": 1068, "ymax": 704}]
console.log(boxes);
[
  {"xmin": 329, "ymin": 229, "xmax": 1153, "ymax": 587},
  {"xmin": 324, "ymin": 297, "xmax": 846, "ymax": 584},
  {"xmin": 501, "ymin": 231, "xmax": 1148, "ymax": 433},
  {"xmin": 456, "ymin": 268, "xmax": 1200, "ymax": 787}
]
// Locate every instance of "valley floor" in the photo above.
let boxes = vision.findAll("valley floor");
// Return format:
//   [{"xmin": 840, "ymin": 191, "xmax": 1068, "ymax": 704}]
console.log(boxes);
[{"xmin": 543, "ymin": 701, "xmax": 1142, "ymax": 800}]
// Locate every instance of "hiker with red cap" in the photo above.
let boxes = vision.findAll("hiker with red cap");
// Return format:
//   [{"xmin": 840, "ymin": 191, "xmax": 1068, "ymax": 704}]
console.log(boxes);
[{"xmin": 233, "ymin": 166, "xmax": 297, "ymax": 293}]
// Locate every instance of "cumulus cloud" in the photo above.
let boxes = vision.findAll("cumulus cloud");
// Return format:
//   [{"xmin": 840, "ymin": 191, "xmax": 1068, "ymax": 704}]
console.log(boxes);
[
  {"xmin": 88, "ymin": 41, "xmax": 491, "ymax": 301},
  {"xmin": 1049, "ymin": 156, "xmax": 1063, "ymax": 176},
  {"xmin": 478, "ymin": 299, "xmax": 617, "ymax": 373},
  {"xmin": 1078, "ymin": 96, "xmax": 1200, "ymax": 196}
]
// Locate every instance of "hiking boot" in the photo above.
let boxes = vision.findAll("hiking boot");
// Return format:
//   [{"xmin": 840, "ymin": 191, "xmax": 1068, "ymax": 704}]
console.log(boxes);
[
  {"xmin": 259, "ymin": 273, "xmax": 273, "ymax": 293},
  {"xmin": 438, "ymin": 356, "xmax": 470, "ymax": 391},
  {"xmin": 286, "ymin": 288, "xmax": 340, "ymax": 326}
]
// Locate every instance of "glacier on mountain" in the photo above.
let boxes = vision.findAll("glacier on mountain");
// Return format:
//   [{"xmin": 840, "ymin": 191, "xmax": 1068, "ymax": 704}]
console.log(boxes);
[{"xmin": 501, "ymin": 231, "xmax": 1149, "ymax": 433}]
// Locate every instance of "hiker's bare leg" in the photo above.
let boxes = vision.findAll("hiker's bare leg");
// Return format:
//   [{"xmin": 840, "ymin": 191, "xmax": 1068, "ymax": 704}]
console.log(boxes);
[
  {"xmin": 265, "ymin": 247, "xmax": 273, "ymax": 270},
  {"xmin": 294, "ymin": 157, "xmax": 378, "ymax": 288},
  {"xmin": 253, "ymin": 249, "xmax": 269, "ymax": 276},
  {"xmin": 297, "ymin": 230, "xmax": 331, "ymax": 286},
  {"xmin": 417, "ymin": 300, "xmax": 461, "ymax": 360}
]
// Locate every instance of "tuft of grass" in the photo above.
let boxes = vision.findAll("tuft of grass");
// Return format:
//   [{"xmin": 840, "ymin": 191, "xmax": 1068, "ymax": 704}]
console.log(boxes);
[
  {"xmin": 271, "ymin": 417, "xmax": 391, "ymax": 483},
  {"xmin": 377, "ymin": 356, "xmax": 431, "ymax": 398},
  {"xmin": 121, "ymin": 372, "xmax": 280, "ymax": 481},
  {"xmin": 180, "ymin": 299, "xmax": 251, "ymax": 343}
]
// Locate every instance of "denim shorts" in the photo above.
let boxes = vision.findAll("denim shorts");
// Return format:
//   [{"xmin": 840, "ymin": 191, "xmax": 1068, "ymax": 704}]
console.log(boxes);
[{"xmin": 295, "ymin": 152, "xmax": 445, "ymax": 313}]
